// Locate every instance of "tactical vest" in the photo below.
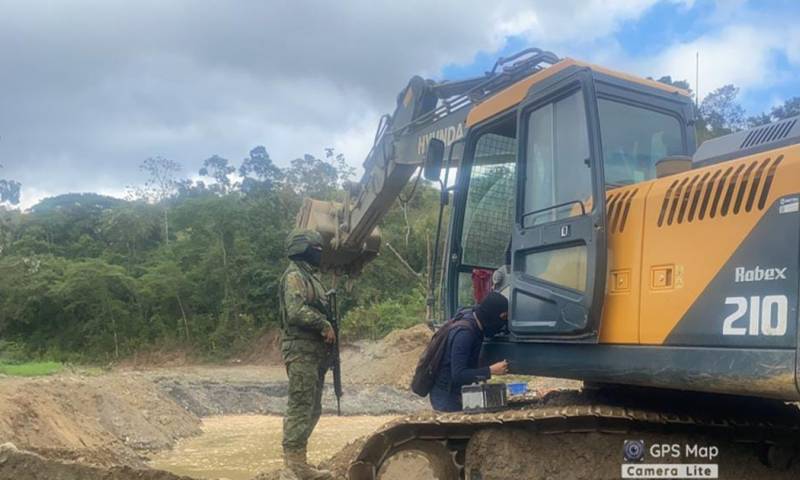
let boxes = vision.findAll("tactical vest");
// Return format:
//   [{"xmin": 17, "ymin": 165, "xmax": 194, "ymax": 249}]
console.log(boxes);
[{"xmin": 279, "ymin": 262, "xmax": 329, "ymax": 342}]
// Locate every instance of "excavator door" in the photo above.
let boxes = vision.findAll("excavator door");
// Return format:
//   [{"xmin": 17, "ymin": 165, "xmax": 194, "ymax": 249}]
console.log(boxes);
[{"xmin": 509, "ymin": 71, "xmax": 607, "ymax": 340}]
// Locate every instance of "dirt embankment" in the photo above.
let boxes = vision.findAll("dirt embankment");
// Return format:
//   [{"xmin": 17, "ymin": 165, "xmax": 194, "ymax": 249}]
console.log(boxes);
[
  {"xmin": 0, "ymin": 372, "xmax": 201, "ymax": 469},
  {"xmin": 342, "ymin": 323, "xmax": 432, "ymax": 389},
  {"xmin": 159, "ymin": 378, "xmax": 425, "ymax": 417},
  {"xmin": 0, "ymin": 443, "xmax": 194, "ymax": 480},
  {"xmin": 0, "ymin": 323, "xmax": 606, "ymax": 480},
  {"xmin": 0, "ymin": 323, "xmax": 435, "ymax": 479}
]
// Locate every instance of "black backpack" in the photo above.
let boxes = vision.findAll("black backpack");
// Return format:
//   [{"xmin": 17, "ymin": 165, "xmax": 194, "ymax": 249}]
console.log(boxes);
[{"xmin": 410, "ymin": 309, "xmax": 475, "ymax": 397}]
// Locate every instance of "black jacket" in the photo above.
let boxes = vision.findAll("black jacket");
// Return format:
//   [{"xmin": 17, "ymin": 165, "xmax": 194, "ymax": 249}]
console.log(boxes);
[{"xmin": 430, "ymin": 310, "xmax": 491, "ymax": 410}]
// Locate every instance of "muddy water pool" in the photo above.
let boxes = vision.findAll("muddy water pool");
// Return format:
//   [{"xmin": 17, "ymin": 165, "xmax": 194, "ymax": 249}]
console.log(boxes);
[{"xmin": 150, "ymin": 414, "xmax": 395, "ymax": 480}]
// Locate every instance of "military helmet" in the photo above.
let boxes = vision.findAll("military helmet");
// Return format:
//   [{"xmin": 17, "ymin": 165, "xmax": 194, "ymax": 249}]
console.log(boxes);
[{"xmin": 286, "ymin": 228, "xmax": 323, "ymax": 259}]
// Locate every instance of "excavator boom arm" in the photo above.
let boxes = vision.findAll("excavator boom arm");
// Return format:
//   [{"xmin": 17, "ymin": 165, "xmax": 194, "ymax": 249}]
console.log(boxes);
[{"xmin": 297, "ymin": 49, "xmax": 560, "ymax": 276}]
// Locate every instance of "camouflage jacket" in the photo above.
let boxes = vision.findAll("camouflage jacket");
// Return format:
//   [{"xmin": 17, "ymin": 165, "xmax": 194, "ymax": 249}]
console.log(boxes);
[{"xmin": 279, "ymin": 261, "xmax": 332, "ymax": 363}]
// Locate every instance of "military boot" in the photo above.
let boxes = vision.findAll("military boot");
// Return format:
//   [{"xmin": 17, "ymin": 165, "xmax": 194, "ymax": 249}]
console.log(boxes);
[
  {"xmin": 284, "ymin": 448, "xmax": 333, "ymax": 480},
  {"xmin": 279, "ymin": 468, "xmax": 299, "ymax": 480}
]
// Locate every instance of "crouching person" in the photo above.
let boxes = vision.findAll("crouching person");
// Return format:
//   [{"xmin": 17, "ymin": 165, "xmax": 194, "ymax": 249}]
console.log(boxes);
[{"xmin": 430, "ymin": 292, "xmax": 510, "ymax": 412}]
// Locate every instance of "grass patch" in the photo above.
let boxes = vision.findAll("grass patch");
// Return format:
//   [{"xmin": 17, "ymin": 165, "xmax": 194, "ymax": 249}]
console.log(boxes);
[{"xmin": 0, "ymin": 361, "xmax": 64, "ymax": 377}]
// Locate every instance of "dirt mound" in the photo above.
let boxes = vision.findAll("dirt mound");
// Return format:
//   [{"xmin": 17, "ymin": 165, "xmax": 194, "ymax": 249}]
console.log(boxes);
[
  {"xmin": 118, "ymin": 347, "xmax": 199, "ymax": 369},
  {"xmin": 372, "ymin": 324, "xmax": 432, "ymax": 358},
  {"xmin": 235, "ymin": 329, "xmax": 283, "ymax": 365},
  {"xmin": 158, "ymin": 378, "xmax": 425, "ymax": 417},
  {"xmin": 343, "ymin": 324, "xmax": 431, "ymax": 390},
  {"xmin": 0, "ymin": 373, "xmax": 201, "ymax": 468},
  {"xmin": 0, "ymin": 443, "xmax": 195, "ymax": 480}
]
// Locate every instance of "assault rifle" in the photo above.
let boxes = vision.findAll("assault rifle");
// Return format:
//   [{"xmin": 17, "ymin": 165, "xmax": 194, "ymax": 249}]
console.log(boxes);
[{"xmin": 326, "ymin": 288, "xmax": 343, "ymax": 415}]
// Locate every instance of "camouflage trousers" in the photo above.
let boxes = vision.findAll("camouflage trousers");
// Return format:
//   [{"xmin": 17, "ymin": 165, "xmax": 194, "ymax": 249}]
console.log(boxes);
[{"xmin": 282, "ymin": 359, "xmax": 327, "ymax": 452}]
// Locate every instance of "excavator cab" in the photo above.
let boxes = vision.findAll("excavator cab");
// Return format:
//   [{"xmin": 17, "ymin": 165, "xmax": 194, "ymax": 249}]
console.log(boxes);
[
  {"xmin": 446, "ymin": 69, "xmax": 608, "ymax": 340},
  {"xmin": 446, "ymin": 62, "xmax": 695, "ymax": 343}
]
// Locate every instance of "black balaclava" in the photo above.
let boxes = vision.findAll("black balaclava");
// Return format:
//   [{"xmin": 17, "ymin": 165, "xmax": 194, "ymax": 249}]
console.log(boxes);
[
  {"xmin": 475, "ymin": 292, "xmax": 508, "ymax": 337},
  {"xmin": 290, "ymin": 245, "xmax": 322, "ymax": 268},
  {"xmin": 303, "ymin": 245, "xmax": 323, "ymax": 268}
]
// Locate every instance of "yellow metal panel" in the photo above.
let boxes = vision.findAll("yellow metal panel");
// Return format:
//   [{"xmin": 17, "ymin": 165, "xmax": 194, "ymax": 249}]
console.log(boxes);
[
  {"xmin": 599, "ymin": 185, "xmax": 650, "ymax": 344},
  {"xmin": 638, "ymin": 144, "xmax": 800, "ymax": 344},
  {"xmin": 466, "ymin": 58, "xmax": 689, "ymax": 128},
  {"xmin": 466, "ymin": 59, "xmax": 576, "ymax": 128}
]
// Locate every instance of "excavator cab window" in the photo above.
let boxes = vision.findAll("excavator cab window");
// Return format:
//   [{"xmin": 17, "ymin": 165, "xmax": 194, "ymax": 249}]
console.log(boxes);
[
  {"xmin": 597, "ymin": 98, "xmax": 685, "ymax": 187},
  {"xmin": 453, "ymin": 116, "xmax": 517, "ymax": 308},
  {"xmin": 520, "ymin": 89, "xmax": 592, "ymax": 292},
  {"xmin": 522, "ymin": 90, "xmax": 592, "ymax": 229}
]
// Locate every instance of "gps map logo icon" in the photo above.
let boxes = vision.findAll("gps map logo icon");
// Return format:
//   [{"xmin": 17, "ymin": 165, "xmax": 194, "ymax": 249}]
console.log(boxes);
[{"xmin": 624, "ymin": 440, "xmax": 645, "ymax": 462}]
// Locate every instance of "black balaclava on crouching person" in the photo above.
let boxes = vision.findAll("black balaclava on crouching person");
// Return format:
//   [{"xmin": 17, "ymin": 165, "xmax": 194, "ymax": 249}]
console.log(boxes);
[{"xmin": 475, "ymin": 292, "xmax": 508, "ymax": 337}]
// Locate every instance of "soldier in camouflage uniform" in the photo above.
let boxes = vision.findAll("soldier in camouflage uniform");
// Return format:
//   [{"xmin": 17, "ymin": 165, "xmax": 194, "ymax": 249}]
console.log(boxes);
[{"xmin": 279, "ymin": 229, "xmax": 334, "ymax": 480}]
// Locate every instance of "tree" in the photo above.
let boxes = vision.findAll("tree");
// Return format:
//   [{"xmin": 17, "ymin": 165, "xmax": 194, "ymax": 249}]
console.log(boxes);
[
  {"xmin": 747, "ymin": 112, "xmax": 773, "ymax": 128},
  {"xmin": 284, "ymin": 151, "xmax": 356, "ymax": 199},
  {"xmin": 53, "ymin": 260, "xmax": 138, "ymax": 358},
  {"xmin": 199, "ymin": 155, "xmax": 236, "ymax": 195},
  {"xmin": 0, "ymin": 164, "xmax": 21, "ymax": 206},
  {"xmin": 325, "ymin": 147, "xmax": 355, "ymax": 184},
  {"xmin": 239, "ymin": 146, "xmax": 284, "ymax": 194},
  {"xmin": 748, "ymin": 97, "xmax": 800, "ymax": 127},
  {"xmin": 699, "ymin": 84, "xmax": 746, "ymax": 140},
  {"xmin": 100, "ymin": 204, "xmax": 160, "ymax": 270},
  {"xmin": 770, "ymin": 97, "xmax": 800, "ymax": 121},
  {"xmin": 128, "ymin": 157, "xmax": 182, "ymax": 245},
  {"xmin": 0, "ymin": 256, "xmax": 68, "ymax": 352},
  {"xmin": 0, "ymin": 208, "xmax": 21, "ymax": 257},
  {"xmin": 139, "ymin": 259, "xmax": 193, "ymax": 341},
  {"xmin": 31, "ymin": 193, "xmax": 124, "ymax": 213},
  {"xmin": 285, "ymin": 154, "xmax": 338, "ymax": 197},
  {"xmin": 655, "ymin": 76, "xmax": 693, "ymax": 96}
]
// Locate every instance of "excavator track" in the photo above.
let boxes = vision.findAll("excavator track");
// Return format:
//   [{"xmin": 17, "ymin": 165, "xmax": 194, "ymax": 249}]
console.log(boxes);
[{"xmin": 348, "ymin": 389, "xmax": 800, "ymax": 479}]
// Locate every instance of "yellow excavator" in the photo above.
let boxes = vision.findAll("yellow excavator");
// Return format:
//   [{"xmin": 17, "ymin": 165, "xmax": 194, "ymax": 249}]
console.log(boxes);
[{"xmin": 298, "ymin": 48, "xmax": 800, "ymax": 479}]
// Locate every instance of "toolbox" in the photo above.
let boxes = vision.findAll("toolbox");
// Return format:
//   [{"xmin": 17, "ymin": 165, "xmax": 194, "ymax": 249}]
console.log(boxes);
[{"xmin": 461, "ymin": 383, "xmax": 507, "ymax": 412}]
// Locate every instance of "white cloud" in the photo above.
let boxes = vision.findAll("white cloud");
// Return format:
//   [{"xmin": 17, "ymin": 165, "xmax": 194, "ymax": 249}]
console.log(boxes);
[
  {"xmin": 636, "ymin": 25, "xmax": 790, "ymax": 99},
  {"xmin": 17, "ymin": 186, "xmax": 52, "ymax": 211},
  {"xmin": 594, "ymin": 0, "xmax": 800, "ymax": 107},
  {"xmin": 0, "ymin": 0, "xmax": 707, "ymax": 203},
  {"xmin": 499, "ymin": 0, "xmax": 696, "ymax": 45}
]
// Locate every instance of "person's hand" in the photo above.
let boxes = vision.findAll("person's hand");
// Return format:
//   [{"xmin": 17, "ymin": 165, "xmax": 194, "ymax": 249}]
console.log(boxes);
[
  {"xmin": 490, "ymin": 360, "xmax": 508, "ymax": 376},
  {"xmin": 323, "ymin": 326, "xmax": 337, "ymax": 345}
]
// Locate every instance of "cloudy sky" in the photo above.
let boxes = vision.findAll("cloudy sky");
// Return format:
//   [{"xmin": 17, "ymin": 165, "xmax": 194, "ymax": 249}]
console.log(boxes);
[{"xmin": 1, "ymin": 0, "xmax": 799, "ymax": 208}]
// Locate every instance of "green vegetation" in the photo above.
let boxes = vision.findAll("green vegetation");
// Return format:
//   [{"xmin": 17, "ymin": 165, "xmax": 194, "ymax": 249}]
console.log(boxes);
[
  {"xmin": 0, "ymin": 361, "xmax": 63, "ymax": 376},
  {"xmin": 0, "ymin": 149, "xmax": 442, "ymax": 362}
]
